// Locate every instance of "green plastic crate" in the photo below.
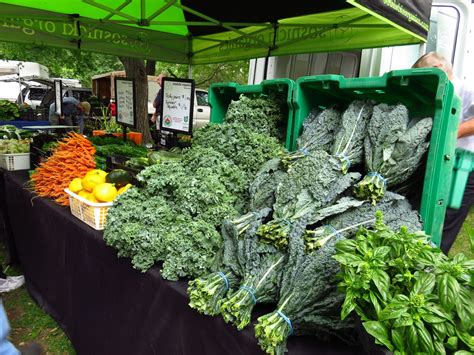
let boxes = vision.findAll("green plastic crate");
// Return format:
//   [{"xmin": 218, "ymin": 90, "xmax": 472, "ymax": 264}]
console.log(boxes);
[
  {"xmin": 448, "ymin": 148, "xmax": 474, "ymax": 209},
  {"xmin": 208, "ymin": 79, "xmax": 296, "ymax": 150},
  {"xmin": 293, "ymin": 68, "xmax": 461, "ymax": 246}
]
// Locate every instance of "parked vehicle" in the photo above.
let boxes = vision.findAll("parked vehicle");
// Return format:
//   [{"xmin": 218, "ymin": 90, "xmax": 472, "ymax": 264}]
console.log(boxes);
[{"xmin": 248, "ymin": 0, "xmax": 472, "ymax": 83}]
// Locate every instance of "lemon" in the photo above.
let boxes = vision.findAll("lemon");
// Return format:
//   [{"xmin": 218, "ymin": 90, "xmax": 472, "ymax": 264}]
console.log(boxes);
[
  {"xmin": 82, "ymin": 174, "xmax": 106, "ymax": 192},
  {"xmin": 78, "ymin": 190, "xmax": 90, "ymax": 199},
  {"xmin": 85, "ymin": 169, "xmax": 108, "ymax": 179},
  {"xmin": 117, "ymin": 183, "xmax": 133, "ymax": 195},
  {"xmin": 93, "ymin": 183, "xmax": 118, "ymax": 202},
  {"xmin": 68, "ymin": 178, "xmax": 83, "ymax": 193}
]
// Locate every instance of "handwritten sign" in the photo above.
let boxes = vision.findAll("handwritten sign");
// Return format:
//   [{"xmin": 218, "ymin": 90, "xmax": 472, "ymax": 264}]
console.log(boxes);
[
  {"xmin": 115, "ymin": 77, "xmax": 136, "ymax": 128},
  {"xmin": 54, "ymin": 80, "xmax": 62, "ymax": 116},
  {"xmin": 160, "ymin": 78, "xmax": 195, "ymax": 135}
]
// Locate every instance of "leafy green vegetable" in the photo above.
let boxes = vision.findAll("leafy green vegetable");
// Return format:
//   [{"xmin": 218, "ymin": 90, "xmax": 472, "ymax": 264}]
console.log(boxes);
[
  {"xmin": 0, "ymin": 100, "xmax": 19, "ymax": 121},
  {"xmin": 254, "ymin": 221, "xmax": 357, "ymax": 354},
  {"xmin": 332, "ymin": 100, "xmax": 373, "ymax": 173},
  {"xmin": 334, "ymin": 211, "xmax": 473, "ymax": 354},
  {"xmin": 353, "ymin": 103, "xmax": 433, "ymax": 204},
  {"xmin": 224, "ymin": 93, "xmax": 287, "ymax": 141},
  {"xmin": 0, "ymin": 138, "xmax": 30, "ymax": 154},
  {"xmin": 297, "ymin": 107, "xmax": 342, "ymax": 153}
]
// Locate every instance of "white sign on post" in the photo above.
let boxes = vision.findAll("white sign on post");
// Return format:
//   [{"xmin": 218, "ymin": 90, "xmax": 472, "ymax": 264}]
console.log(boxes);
[
  {"xmin": 115, "ymin": 77, "xmax": 136, "ymax": 128},
  {"xmin": 54, "ymin": 80, "xmax": 62, "ymax": 116},
  {"xmin": 160, "ymin": 78, "xmax": 195, "ymax": 135}
]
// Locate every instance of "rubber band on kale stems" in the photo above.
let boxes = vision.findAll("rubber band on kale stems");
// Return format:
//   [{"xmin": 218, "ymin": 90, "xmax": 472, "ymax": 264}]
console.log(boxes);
[{"xmin": 187, "ymin": 271, "xmax": 238, "ymax": 316}]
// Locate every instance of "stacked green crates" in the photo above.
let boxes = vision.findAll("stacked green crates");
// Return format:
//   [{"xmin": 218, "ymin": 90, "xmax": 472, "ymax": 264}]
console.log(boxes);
[
  {"xmin": 208, "ymin": 79, "xmax": 296, "ymax": 150},
  {"xmin": 292, "ymin": 68, "xmax": 461, "ymax": 246},
  {"xmin": 448, "ymin": 148, "xmax": 474, "ymax": 209}
]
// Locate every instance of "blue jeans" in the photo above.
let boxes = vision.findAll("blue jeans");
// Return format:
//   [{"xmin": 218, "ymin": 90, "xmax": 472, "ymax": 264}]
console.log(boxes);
[{"xmin": 0, "ymin": 301, "xmax": 20, "ymax": 355}]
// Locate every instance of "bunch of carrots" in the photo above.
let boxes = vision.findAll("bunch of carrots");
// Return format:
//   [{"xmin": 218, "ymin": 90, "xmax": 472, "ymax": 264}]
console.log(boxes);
[{"xmin": 31, "ymin": 132, "xmax": 96, "ymax": 206}]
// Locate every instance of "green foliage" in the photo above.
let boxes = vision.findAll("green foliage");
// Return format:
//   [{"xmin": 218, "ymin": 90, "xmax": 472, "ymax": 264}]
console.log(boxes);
[
  {"xmin": 332, "ymin": 100, "xmax": 373, "ymax": 173},
  {"xmin": 0, "ymin": 42, "xmax": 123, "ymax": 86},
  {"xmin": 334, "ymin": 211, "xmax": 474, "ymax": 354},
  {"xmin": 0, "ymin": 100, "xmax": 19, "ymax": 121},
  {"xmin": 224, "ymin": 94, "xmax": 287, "ymax": 141},
  {"xmin": 254, "ymin": 221, "xmax": 356, "ymax": 354},
  {"xmin": 297, "ymin": 107, "xmax": 342, "ymax": 153},
  {"xmin": 156, "ymin": 60, "xmax": 249, "ymax": 88},
  {"xmin": 354, "ymin": 103, "xmax": 433, "ymax": 204}
]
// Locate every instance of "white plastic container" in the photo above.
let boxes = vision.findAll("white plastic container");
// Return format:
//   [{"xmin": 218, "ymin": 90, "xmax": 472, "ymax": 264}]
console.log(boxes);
[
  {"xmin": 0, "ymin": 153, "xmax": 30, "ymax": 171},
  {"xmin": 64, "ymin": 188, "xmax": 113, "ymax": 230}
]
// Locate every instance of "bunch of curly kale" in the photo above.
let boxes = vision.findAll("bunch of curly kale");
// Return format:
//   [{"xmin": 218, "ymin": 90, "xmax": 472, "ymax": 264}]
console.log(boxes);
[{"xmin": 104, "ymin": 123, "xmax": 283, "ymax": 280}]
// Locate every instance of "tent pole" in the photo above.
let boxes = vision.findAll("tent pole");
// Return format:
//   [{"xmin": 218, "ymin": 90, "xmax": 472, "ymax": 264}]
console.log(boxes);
[
  {"xmin": 264, "ymin": 23, "xmax": 278, "ymax": 81},
  {"xmin": 188, "ymin": 65, "xmax": 193, "ymax": 79}
]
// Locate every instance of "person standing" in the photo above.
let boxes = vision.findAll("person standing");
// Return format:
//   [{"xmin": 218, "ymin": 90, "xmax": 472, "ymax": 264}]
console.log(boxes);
[
  {"xmin": 412, "ymin": 52, "xmax": 474, "ymax": 254},
  {"xmin": 150, "ymin": 73, "xmax": 165, "ymax": 127}
]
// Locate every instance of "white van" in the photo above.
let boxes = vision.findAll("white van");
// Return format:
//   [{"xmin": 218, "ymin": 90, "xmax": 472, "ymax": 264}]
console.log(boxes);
[{"xmin": 248, "ymin": 0, "xmax": 473, "ymax": 83}]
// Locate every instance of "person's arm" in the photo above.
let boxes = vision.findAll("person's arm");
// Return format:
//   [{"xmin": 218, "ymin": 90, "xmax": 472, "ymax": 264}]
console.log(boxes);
[{"xmin": 458, "ymin": 118, "xmax": 474, "ymax": 138}]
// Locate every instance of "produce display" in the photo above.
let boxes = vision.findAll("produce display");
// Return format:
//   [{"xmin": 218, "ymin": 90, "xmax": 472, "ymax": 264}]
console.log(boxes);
[
  {"xmin": 334, "ymin": 211, "xmax": 473, "ymax": 354},
  {"xmin": 353, "ymin": 103, "xmax": 433, "ymax": 204},
  {"xmin": 17, "ymin": 85, "xmax": 469, "ymax": 355},
  {"xmin": 0, "ymin": 99, "xmax": 19, "ymax": 121},
  {"xmin": 224, "ymin": 93, "xmax": 287, "ymax": 141},
  {"xmin": 31, "ymin": 133, "xmax": 96, "ymax": 205},
  {"xmin": 0, "ymin": 138, "xmax": 30, "ymax": 154},
  {"xmin": 103, "ymin": 123, "xmax": 283, "ymax": 279}
]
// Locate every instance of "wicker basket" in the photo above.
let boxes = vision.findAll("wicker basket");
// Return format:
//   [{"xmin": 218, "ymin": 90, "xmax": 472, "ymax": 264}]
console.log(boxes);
[{"xmin": 64, "ymin": 189, "xmax": 113, "ymax": 230}]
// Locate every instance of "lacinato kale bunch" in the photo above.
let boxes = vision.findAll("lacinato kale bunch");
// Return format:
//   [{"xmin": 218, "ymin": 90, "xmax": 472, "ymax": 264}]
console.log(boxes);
[
  {"xmin": 219, "ymin": 243, "xmax": 286, "ymax": 330},
  {"xmin": 255, "ymin": 221, "xmax": 357, "ymax": 355},
  {"xmin": 192, "ymin": 122, "xmax": 284, "ymax": 179},
  {"xmin": 305, "ymin": 192, "xmax": 422, "ymax": 253},
  {"xmin": 280, "ymin": 108, "xmax": 342, "ymax": 169},
  {"xmin": 332, "ymin": 100, "xmax": 374, "ymax": 173},
  {"xmin": 354, "ymin": 103, "xmax": 433, "ymax": 204},
  {"xmin": 224, "ymin": 93, "xmax": 287, "ymax": 141},
  {"xmin": 187, "ymin": 210, "xmax": 270, "ymax": 316},
  {"xmin": 257, "ymin": 150, "xmax": 360, "ymax": 250}
]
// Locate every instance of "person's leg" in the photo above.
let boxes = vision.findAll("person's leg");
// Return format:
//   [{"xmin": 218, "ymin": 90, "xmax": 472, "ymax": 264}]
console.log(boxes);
[
  {"xmin": 0, "ymin": 301, "xmax": 20, "ymax": 355},
  {"xmin": 441, "ymin": 171, "xmax": 474, "ymax": 253}
]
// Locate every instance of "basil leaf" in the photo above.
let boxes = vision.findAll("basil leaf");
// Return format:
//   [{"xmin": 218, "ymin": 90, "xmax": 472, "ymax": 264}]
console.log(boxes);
[
  {"xmin": 335, "ymin": 239, "xmax": 357, "ymax": 253},
  {"xmin": 363, "ymin": 321, "xmax": 394, "ymax": 351},
  {"xmin": 438, "ymin": 274, "xmax": 459, "ymax": 311},
  {"xmin": 407, "ymin": 324, "xmax": 418, "ymax": 353},
  {"xmin": 379, "ymin": 302, "xmax": 409, "ymax": 321},
  {"xmin": 455, "ymin": 288, "xmax": 474, "ymax": 329},
  {"xmin": 372, "ymin": 268, "xmax": 390, "ymax": 302},
  {"xmin": 446, "ymin": 336, "xmax": 458, "ymax": 350},
  {"xmin": 333, "ymin": 253, "xmax": 363, "ymax": 266},
  {"xmin": 413, "ymin": 272, "xmax": 435, "ymax": 295},
  {"xmin": 415, "ymin": 321, "xmax": 434, "ymax": 354},
  {"xmin": 393, "ymin": 313, "xmax": 413, "ymax": 328},
  {"xmin": 456, "ymin": 329, "xmax": 474, "ymax": 350},
  {"xmin": 369, "ymin": 291, "xmax": 382, "ymax": 318},
  {"xmin": 431, "ymin": 322, "xmax": 447, "ymax": 341},
  {"xmin": 391, "ymin": 327, "xmax": 406, "ymax": 352},
  {"xmin": 373, "ymin": 246, "xmax": 391, "ymax": 260},
  {"xmin": 433, "ymin": 341, "xmax": 446, "ymax": 355},
  {"xmin": 341, "ymin": 294, "xmax": 356, "ymax": 320}
]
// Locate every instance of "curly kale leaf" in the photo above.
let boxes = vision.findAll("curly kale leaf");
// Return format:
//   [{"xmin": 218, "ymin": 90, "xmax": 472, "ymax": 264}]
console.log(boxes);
[
  {"xmin": 161, "ymin": 217, "xmax": 223, "ymax": 281},
  {"xmin": 224, "ymin": 93, "xmax": 287, "ymax": 141},
  {"xmin": 332, "ymin": 100, "xmax": 373, "ymax": 172},
  {"xmin": 192, "ymin": 122, "xmax": 283, "ymax": 177}
]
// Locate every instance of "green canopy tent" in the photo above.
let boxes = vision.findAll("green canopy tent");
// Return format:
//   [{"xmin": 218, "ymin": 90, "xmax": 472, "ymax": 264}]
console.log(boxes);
[{"xmin": 0, "ymin": 0, "xmax": 432, "ymax": 65}]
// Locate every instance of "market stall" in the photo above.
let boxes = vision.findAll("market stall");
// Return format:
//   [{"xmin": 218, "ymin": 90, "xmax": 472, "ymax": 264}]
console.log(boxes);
[{"xmin": 0, "ymin": 169, "xmax": 361, "ymax": 355}]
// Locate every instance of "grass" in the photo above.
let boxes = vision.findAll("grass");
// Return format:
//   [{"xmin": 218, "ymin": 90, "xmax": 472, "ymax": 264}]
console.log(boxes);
[
  {"xmin": 0, "ymin": 209, "xmax": 471, "ymax": 355},
  {"xmin": 0, "ymin": 243, "xmax": 75, "ymax": 354},
  {"xmin": 449, "ymin": 207, "xmax": 474, "ymax": 259}
]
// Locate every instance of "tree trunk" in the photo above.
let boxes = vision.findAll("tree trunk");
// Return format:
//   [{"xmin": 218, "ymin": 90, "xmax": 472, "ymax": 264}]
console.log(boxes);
[
  {"xmin": 119, "ymin": 57, "xmax": 152, "ymax": 145},
  {"xmin": 145, "ymin": 60, "xmax": 156, "ymax": 76}
]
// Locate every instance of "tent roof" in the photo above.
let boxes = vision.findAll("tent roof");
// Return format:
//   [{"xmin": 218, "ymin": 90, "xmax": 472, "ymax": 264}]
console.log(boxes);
[{"xmin": 0, "ymin": 0, "xmax": 432, "ymax": 64}]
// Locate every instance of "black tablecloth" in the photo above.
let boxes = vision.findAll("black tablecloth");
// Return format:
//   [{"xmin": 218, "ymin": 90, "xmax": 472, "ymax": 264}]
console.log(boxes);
[{"xmin": 1, "ymin": 169, "xmax": 363, "ymax": 355}]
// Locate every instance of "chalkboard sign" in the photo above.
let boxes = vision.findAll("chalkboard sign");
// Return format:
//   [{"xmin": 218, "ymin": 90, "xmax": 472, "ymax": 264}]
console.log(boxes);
[
  {"xmin": 160, "ymin": 77, "xmax": 195, "ymax": 135},
  {"xmin": 54, "ymin": 80, "xmax": 62, "ymax": 116},
  {"xmin": 115, "ymin": 77, "xmax": 136, "ymax": 128}
]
